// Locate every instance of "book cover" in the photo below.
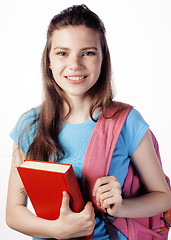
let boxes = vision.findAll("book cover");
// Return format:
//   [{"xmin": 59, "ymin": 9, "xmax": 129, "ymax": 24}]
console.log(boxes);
[
  {"xmin": 17, "ymin": 160, "xmax": 94, "ymax": 239},
  {"xmin": 17, "ymin": 160, "xmax": 85, "ymax": 220}
]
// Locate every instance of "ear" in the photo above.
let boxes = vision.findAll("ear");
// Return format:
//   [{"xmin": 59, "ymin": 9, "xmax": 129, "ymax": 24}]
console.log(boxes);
[{"xmin": 49, "ymin": 64, "xmax": 52, "ymax": 70}]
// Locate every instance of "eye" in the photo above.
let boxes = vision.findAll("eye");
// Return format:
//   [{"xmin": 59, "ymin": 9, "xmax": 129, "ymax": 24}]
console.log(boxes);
[
  {"xmin": 56, "ymin": 52, "xmax": 67, "ymax": 56},
  {"xmin": 83, "ymin": 51, "xmax": 96, "ymax": 56}
]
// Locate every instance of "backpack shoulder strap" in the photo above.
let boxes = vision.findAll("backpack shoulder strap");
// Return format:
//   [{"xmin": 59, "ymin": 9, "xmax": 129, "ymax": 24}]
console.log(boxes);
[{"xmin": 82, "ymin": 101, "xmax": 132, "ymax": 208}]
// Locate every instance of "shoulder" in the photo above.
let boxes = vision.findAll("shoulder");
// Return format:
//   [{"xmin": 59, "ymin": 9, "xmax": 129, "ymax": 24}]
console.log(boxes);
[
  {"xmin": 10, "ymin": 107, "xmax": 40, "ymax": 153},
  {"xmin": 121, "ymin": 108, "xmax": 149, "ymax": 156},
  {"xmin": 13, "ymin": 107, "xmax": 40, "ymax": 133},
  {"xmin": 20, "ymin": 107, "xmax": 40, "ymax": 121},
  {"xmin": 126, "ymin": 108, "xmax": 147, "ymax": 126}
]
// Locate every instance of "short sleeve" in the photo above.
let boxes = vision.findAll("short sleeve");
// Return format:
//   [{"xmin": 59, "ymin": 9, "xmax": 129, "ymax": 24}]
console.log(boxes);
[
  {"xmin": 10, "ymin": 108, "xmax": 40, "ymax": 154},
  {"xmin": 121, "ymin": 108, "xmax": 149, "ymax": 156}
]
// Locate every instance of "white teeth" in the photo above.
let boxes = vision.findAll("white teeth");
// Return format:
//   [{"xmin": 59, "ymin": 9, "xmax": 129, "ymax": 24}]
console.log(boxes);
[{"xmin": 67, "ymin": 76, "xmax": 85, "ymax": 80}]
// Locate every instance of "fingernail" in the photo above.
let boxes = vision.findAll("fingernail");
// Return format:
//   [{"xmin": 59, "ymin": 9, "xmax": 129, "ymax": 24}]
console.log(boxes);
[{"xmin": 63, "ymin": 191, "xmax": 67, "ymax": 197}]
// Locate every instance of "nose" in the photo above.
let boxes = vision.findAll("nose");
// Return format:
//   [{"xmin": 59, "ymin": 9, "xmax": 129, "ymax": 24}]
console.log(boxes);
[{"xmin": 69, "ymin": 54, "xmax": 83, "ymax": 71}]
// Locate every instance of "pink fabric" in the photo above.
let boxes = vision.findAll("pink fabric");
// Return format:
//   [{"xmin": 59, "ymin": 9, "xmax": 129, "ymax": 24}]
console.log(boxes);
[
  {"xmin": 82, "ymin": 102, "xmax": 171, "ymax": 239},
  {"xmin": 113, "ymin": 130, "xmax": 170, "ymax": 239},
  {"xmin": 82, "ymin": 102, "xmax": 132, "ymax": 209}
]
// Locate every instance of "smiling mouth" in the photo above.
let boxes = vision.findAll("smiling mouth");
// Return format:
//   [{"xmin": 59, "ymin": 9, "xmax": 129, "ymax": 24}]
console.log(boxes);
[
  {"xmin": 65, "ymin": 75, "xmax": 87, "ymax": 84},
  {"xmin": 65, "ymin": 76, "xmax": 87, "ymax": 80}
]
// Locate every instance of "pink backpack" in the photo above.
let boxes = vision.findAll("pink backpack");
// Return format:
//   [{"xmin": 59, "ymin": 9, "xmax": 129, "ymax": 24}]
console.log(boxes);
[{"xmin": 82, "ymin": 102, "xmax": 171, "ymax": 240}]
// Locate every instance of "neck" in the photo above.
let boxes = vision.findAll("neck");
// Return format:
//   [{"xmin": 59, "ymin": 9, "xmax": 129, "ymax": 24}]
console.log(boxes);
[{"xmin": 63, "ymin": 95, "xmax": 101, "ymax": 124}]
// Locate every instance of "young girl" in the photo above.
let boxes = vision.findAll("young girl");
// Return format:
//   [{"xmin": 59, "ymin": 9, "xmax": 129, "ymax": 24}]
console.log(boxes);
[{"xmin": 6, "ymin": 4, "xmax": 171, "ymax": 240}]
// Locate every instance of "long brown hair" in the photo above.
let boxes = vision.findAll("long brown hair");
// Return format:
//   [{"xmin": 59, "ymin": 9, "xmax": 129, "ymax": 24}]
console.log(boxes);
[{"xmin": 25, "ymin": 4, "xmax": 114, "ymax": 161}]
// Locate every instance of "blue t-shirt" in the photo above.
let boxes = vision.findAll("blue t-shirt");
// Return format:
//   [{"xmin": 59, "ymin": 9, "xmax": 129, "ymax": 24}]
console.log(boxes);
[{"xmin": 10, "ymin": 107, "xmax": 149, "ymax": 240}]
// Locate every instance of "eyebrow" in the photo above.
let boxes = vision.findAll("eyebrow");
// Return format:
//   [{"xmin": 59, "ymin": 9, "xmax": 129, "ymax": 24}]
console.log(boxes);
[{"xmin": 53, "ymin": 46, "xmax": 98, "ymax": 51}]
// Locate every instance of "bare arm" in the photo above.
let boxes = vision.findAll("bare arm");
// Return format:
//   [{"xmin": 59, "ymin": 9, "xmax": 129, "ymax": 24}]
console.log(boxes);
[
  {"xmin": 6, "ymin": 142, "xmax": 95, "ymax": 239},
  {"xmin": 93, "ymin": 130, "xmax": 171, "ymax": 218}
]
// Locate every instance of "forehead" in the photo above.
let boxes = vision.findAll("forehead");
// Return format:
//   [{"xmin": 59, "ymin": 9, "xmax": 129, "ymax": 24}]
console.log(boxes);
[{"xmin": 50, "ymin": 26, "xmax": 101, "ymax": 49}]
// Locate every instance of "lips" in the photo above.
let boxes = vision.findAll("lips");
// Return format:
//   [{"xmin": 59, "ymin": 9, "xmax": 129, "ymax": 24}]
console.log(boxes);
[
  {"xmin": 66, "ymin": 76, "xmax": 86, "ymax": 80},
  {"xmin": 65, "ymin": 75, "xmax": 87, "ymax": 84}
]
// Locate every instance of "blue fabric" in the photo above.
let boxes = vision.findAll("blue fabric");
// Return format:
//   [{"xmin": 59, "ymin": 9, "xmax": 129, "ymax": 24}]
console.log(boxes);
[{"xmin": 10, "ymin": 108, "xmax": 149, "ymax": 240}]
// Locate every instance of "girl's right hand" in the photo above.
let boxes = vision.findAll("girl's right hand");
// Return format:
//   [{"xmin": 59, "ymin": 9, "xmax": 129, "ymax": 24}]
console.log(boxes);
[{"xmin": 51, "ymin": 192, "xmax": 96, "ymax": 239}]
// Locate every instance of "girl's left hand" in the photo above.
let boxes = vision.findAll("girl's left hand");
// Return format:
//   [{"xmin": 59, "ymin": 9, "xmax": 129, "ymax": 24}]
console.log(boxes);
[{"xmin": 92, "ymin": 176, "xmax": 123, "ymax": 216}]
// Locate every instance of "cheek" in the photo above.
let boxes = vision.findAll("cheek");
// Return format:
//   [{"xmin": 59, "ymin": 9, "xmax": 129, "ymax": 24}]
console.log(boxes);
[
  {"xmin": 91, "ymin": 59, "xmax": 102, "ymax": 77},
  {"xmin": 50, "ymin": 62, "xmax": 64, "ymax": 78}
]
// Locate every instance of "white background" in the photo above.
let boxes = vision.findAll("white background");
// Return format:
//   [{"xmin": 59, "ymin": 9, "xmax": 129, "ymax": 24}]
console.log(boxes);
[{"xmin": 0, "ymin": 0, "xmax": 171, "ymax": 239}]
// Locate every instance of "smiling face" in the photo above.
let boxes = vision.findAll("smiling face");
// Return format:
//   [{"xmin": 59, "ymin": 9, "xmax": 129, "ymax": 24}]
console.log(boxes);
[{"xmin": 49, "ymin": 26, "xmax": 103, "ymax": 100}]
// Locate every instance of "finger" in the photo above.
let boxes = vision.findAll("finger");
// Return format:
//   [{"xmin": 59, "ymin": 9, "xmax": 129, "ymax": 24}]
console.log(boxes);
[
  {"xmin": 94, "ymin": 179, "xmax": 120, "ymax": 206},
  {"xmin": 84, "ymin": 202, "xmax": 94, "ymax": 213},
  {"xmin": 99, "ymin": 190, "xmax": 115, "ymax": 203},
  {"xmin": 94, "ymin": 185, "xmax": 113, "ymax": 206},
  {"xmin": 84, "ymin": 202, "xmax": 95, "ymax": 219},
  {"xmin": 60, "ymin": 191, "xmax": 71, "ymax": 213},
  {"xmin": 93, "ymin": 176, "xmax": 117, "ymax": 196},
  {"xmin": 102, "ymin": 194, "xmax": 122, "ymax": 209},
  {"xmin": 99, "ymin": 186, "xmax": 121, "ymax": 201}
]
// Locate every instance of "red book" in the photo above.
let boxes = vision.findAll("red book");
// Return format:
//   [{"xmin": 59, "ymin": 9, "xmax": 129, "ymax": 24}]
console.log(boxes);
[{"xmin": 17, "ymin": 160, "xmax": 93, "ymax": 239}]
